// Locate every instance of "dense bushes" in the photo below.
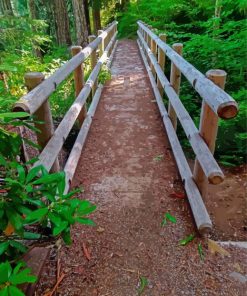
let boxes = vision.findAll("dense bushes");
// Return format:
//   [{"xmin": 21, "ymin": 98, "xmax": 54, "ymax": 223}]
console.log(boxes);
[{"xmin": 118, "ymin": 0, "xmax": 247, "ymax": 165}]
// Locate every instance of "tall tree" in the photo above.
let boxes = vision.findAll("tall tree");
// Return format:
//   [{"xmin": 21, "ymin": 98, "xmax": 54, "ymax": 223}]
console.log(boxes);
[
  {"xmin": 72, "ymin": 0, "xmax": 88, "ymax": 47},
  {"xmin": 84, "ymin": 0, "xmax": 91, "ymax": 35},
  {"xmin": 0, "ymin": 0, "xmax": 14, "ymax": 15},
  {"xmin": 54, "ymin": 0, "xmax": 71, "ymax": 45},
  {"xmin": 28, "ymin": 0, "xmax": 42, "ymax": 57},
  {"xmin": 92, "ymin": 0, "xmax": 101, "ymax": 33}
]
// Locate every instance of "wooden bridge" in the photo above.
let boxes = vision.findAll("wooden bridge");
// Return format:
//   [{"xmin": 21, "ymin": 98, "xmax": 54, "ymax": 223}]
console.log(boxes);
[{"xmin": 14, "ymin": 20, "xmax": 238, "ymax": 237}]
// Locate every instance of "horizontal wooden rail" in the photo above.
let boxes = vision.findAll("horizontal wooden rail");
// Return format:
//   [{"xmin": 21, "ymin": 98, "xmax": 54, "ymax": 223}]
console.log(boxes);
[
  {"xmin": 64, "ymin": 85, "xmax": 103, "ymax": 194},
  {"xmin": 138, "ymin": 30, "xmax": 224, "ymax": 184},
  {"xmin": 13, "ymin": 21, "xmax": 117, "ymax": 115},
  {"xmin": 137, "ymin": 40, "xmax": 212, "ymax": 233},
  {"xmin": 33, "ymin": 32, "xmax": 117, "ymax": 171},
  {"xmin": 137, "ymin": 21, "xmax": 238, "ymax": 119}
]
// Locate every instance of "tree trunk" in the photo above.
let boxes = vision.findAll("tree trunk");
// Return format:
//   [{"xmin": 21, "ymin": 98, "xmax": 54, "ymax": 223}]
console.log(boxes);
[
  {"xmin": 28, "ymin": 0, "xmax": 42, "ymax": 58},
  {"xmin": 84, "ymin": 0, "xmax": 91, "ymax": 35},
  {"xmin": 0, "ymin": 0, "xmax": 14, "ymax": 15},
  {"xmin": 54, "ymin": 0, "xmax": 71, "ymax": 45},
  {"xmin": 72, "ymin": 0, "xmax": 88, "ymax": 47},
  {"xmin": 92, "ymin": 7, "xmax": 101, "ymax": 33}
]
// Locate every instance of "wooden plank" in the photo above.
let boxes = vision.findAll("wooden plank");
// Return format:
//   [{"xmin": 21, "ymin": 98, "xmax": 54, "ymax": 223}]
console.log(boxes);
[
  {"xmin": 137, "ymin": 21, "xmax": 238, "ymax": 119},
  {"xmin": 14, "ymin": 21, "xmax": 117, "ymax": 115},
  {"xmin": 33, "ymin": 32, "xmax": 117, "ymax": 172},
  {"xmin": 137, "ymin": 31, "xmax": 224, "ymax": 185},
  {"xmin": 168, "ymin": 43, "xmax": 183, "ymax": 130},
  {"xmin": 64, "ymin": 85, "xmax": 103, "ymax": 193},
  {"xmin": 137, "ymin": 39, "xmax": 212, "ymax": 234},
  {"xmin": 71, "ymin": 46, "xmax": 87, "ymax": 126},
  {"xmin": 24, "ymin": 72, "xmax": 60, "ymax": 173},
  {"xmin": 157, "ymin": 34, "xmax": 167, "ymax": 96},
  {"xmin": 22, "ymin": 247, "xmax": 50, "ymax": 296}
]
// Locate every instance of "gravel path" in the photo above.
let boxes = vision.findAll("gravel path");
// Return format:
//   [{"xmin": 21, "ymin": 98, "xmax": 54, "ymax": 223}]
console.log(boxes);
[{"xmin": 38, "ymin": 40, "xmax": 247, "ymax": 296}]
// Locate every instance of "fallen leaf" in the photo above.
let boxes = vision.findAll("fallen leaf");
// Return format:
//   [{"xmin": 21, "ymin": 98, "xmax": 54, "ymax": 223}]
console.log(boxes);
[
  {"xmin": 208, "ymin": 239, "xmax": 230, "ymax": 257},
  {"xmin": 170, "ymin": 192, "xmax": 185, "ymax": 199},
  {"xmin": 179, "ymin": 234, "xmax": 195, "ymax": 246},
  {"xmin": 165, "ymin": 213, "xmax": 177, "ymax": 223},
  {"xmin": 96, "ymin": 226, "xmax": 105, "ymax": 233},
  {"xmin": 4, "ymin": 222, "xmax": 15, "ymax": 236},
  {"xmin": 82, "ymin": 242, "xmax": 91, "ymax": 261}
]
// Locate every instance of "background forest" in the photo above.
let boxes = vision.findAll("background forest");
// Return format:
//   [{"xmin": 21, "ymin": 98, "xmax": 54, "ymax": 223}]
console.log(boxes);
[{"xmin": 0, "ymin": 0, "xmax": 246, "ymax": 166}]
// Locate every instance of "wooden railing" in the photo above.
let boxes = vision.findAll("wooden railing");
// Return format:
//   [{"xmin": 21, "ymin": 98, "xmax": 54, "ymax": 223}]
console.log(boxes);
[
  {"xmin": 137, "ymin": 21, "xmax": 239, "ymax": 234},
  {"xmin": 14, "ymin": 21, "xmax": 118, "ymax": 193}
]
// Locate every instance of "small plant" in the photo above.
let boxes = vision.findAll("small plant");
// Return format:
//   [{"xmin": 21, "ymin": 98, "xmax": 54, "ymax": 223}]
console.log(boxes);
[
  {"xmin": 179, "ymin": 234, "xmax": 195, "ymax": 246},
  {"xmin": 198, "ymin": 242, "xmax": 204, "ymax": 261},
  {"xmin": 0, "ymin": 261, "xmax": 37, "ymax": 296},
  {"xmin": 161, "ymin": 212, "xmax": 177, "ymax": 226},
  {"xmin": 0, "ymin": 112, "xmax": 96, "ymax": 294},
  {"xmin": 153, "ymin": 154, "xmax": 164, "ymax": 162},
  {"xmin": 137, "ymin": 276, "xmax": 148, "ymax": 295}
]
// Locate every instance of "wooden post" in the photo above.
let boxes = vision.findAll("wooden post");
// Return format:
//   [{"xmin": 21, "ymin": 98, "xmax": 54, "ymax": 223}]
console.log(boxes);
[
  {"xmin": 193, "ymin": 69, "xmax": 227, "ymax": 198},
  {"xmin": 150, "ymin": 38, "xmax": 156, "ymax": 76},
  {"xmin": 168, "ymin": 43, "xmax": 183, "ymax": 130},
  {"xmin": 98, "ymin": 29, "xmax": 104, "ymax": 57},
  {"xmin": 71, "ymin": 46, "xmax": 87, "ymax": 126},
  {"xmin": 24, "ymin": 72, "xmax": 60, "ymax": 172},
  {"xmin": 89, "ymin": 35, "xmax": 97, "ymax": 97},
  {"xmin": 157, "ymin": 34, "xmax": 167, "ymax": 96}
]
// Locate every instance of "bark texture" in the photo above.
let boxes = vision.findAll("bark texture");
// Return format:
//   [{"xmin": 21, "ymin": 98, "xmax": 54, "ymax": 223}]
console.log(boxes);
[
  {"xmin": 72, "ymin": 0, "xmax": 88, "ymax": 47},
  {"xmin": 84, "ymin": 0, "xmax": 91, "ymax": 35},
  {"xmin": 28, "ymin": 0, "xmax": 42, "ymax": 57},
  {"xmin": 54, "ymin": 0, "xmax": 71, "ymax": 45},
  {"xmin": 92, "ymin": 7, "xmax": 101, "ymax": 33},
  {"xmin": 0, "ymin": 0, "xmax": 14, "ymax": 15}
]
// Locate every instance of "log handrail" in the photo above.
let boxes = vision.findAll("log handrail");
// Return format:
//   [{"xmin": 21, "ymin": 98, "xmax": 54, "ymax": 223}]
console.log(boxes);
[
  {"xmin": 137, "ymin": 31, "xmax": 224, "ymax": 184},
  {"xmin": 137, "ymin": 21, "xmax": 239, "ymax": 234},
  {"xmin": 13, "ymin": 21, "xmax": 118, "ymax": 194},
  {"xmin": 137, "ymin": 21, "xmax": 238, "ymax": 119},
  {"xmin": 34, "ymin": 31, "xmax": 117, "ymax": 171},
  {"xmin": 13, "ymin": 21, "xmax": 118, "ymax": 115}
]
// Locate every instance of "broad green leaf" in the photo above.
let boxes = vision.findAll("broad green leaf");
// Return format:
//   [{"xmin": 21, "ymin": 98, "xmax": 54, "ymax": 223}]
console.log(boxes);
[
  {"xmin": 137, "ymin": 276, "xmax": 148, "ymax": 295},
  {"xmin": 0, "ymin": 242, "xmax": 9, "ymax": 256},
  {"xmin": 77, "ymin": 201, "xmax": 97, "ymax": 216},
  {"xmin": 0, "ymin": 112, "xmax": 29, "ymax": 119},
  {"xmin": 75, "ymin": 218, "xmax": 96, "ymax": 226},
  {"xmin": 9, "ymin": 268, "xmax": 37, "ymax": 285},
  {"xmin": 9, "ymin": 241, "xmax": 27, "ymax": 253},
  {"xmin": 13, "ymin": 262, "xmax": 25, "ymax": 275},
  {"xmin": 25, "ymin": 208, "xmax": 48, "ymax": 222},
  {"xmin": 61, "ymin": 228, "xmax": 72, "ymax": 245},
  {"xmin": 0, "ymin": 287, "xmax": 8, "ymax": 296},
  {"xmin": 32, "ymin": 172, "xmax": 65, "ymax": 185},
  {"xmin": 26, "ymin": 165, "xmax": 43, "ymax": 183},
  {"xmin": 8, "ymin": 286, "xmax": 25, "ymax": 296},
  {"xmin": 179, "ymin": 234, "xmax": 195, "ymax": 246},
  {"xmin": 23, "ymin": 232, "xmax": 41, "ymax": 240},
  {"xmin": 161, "ymin": 218, "xmax": 167, "ymax": 226},
  {"xmin": 0, "ymin": 261, "xmax": 12, "ymax": 284},
  {"xmin": 53, "ymin": 221, "xmax": 68, "ymax": 236},
  {"xmin": 6, "ymin": 209, "xmax": 23, "ymax": 230},
  {"xmin": 48, "ymin": 212, "xmax": 62, "ymax": 226},
  {"xmin": 16, "ymin": 165, "xmax": 25, "ymax": 184}
]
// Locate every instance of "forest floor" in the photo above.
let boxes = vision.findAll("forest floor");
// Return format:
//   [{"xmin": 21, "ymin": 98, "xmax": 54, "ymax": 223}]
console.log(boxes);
[{"xmin": 36, "ymin": 40, "xmax": 247, "ymax": 296}]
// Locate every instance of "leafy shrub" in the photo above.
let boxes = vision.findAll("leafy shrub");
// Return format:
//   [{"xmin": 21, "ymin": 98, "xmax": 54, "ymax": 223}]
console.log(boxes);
[{"xmin": 0, "ymin": 112, "xmax": 96, "ymax": 292}]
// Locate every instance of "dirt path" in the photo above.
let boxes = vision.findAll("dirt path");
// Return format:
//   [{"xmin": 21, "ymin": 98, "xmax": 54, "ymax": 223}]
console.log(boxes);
[{"xmin": 45, "ymin": 40, "xmax": 247, "ymax": 295}]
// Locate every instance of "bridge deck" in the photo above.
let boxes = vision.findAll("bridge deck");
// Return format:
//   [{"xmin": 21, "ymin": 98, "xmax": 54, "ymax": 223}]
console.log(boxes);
[{"xmin": 56, "ymin": 40, "xmax": 244, "ymax": 295}]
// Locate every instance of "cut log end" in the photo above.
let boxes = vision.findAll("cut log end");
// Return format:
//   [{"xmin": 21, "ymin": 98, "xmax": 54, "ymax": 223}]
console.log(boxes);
[
  {"xmin": 217, "ymin": 101, "xmax": 239, "ymax": 119},
  {"xmin": 13, "ymin": 102, "xmax": 31, "ymax": 114},
  {"xmin": 208, "ymin": 171, "xmax": 224, "ymax": 185},
  {"xmin": 198, "ymin": 223, "xmax": 212, "ymax": 235}
]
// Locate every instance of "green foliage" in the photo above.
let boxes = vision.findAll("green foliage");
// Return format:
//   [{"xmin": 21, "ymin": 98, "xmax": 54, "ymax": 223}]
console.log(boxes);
[
  {"xmin": 0, "ymin": 113, "xmax": 96, "ymax": 295},
  {"xmin": 179, "ymin": 234, "xmax": 195, "ymax": 246},
  {"xmin": 0, "ymin": 261, "xmax": 37, "ymax": 296},
  {"xmin": 137, "ymin": 276, "xmax": 148, "ymax": 295}
]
